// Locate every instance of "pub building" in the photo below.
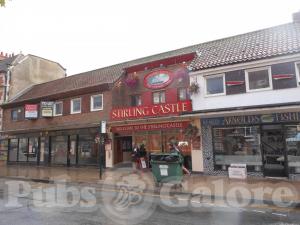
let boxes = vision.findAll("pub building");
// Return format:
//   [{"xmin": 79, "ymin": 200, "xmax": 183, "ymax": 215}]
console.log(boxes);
[
  {"xmin": 187, "ymin": 13, "xmax": 300, "ymax": 180},
  {"xmin": 108, "ymin": 53, "xmax": 202, "ymax": 172}
]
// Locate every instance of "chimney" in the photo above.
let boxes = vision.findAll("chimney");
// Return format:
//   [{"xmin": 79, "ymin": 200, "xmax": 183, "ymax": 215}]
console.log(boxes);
[{"xmin": 293, "ymin": 10, "xmax": 300, "ymax": 23}]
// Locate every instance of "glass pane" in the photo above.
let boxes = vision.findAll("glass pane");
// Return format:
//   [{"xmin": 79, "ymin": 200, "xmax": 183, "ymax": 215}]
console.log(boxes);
[
  {"xmin": 153, "ymin": 93, "xmax": 160, "ymax": 104},
  {"xmin": 160, "ymin": 92, "xmax": 166, "ymax": 103},
  {"xmin": 206, "ymin": 76, "xmax": 224, "ymax": 94},
  {"xmin": 285, "ymin": 125, "xmax": 300, "ymax": 173},
  {"xmin": 72, "ymin": 99, "xmax": 81, "ymax": 112},
  {"xmin": 11, "ymin": 110, "xmax": 18, "ymax": 120},
  {"xmin": 28, "ymin": 137, "xmax": 38, "ymax": 162},
  {"xmin": 40, "ymin": 137, "xmax": 50, "ymax": 164},
  {"xmin": 0, "ymin": 140, "xmax": 8, "ymax": 161},
  {"xmin": 248, "ymin": 69, "xmax": 270, "ymax": 90},
  {"xmin": 78, "ymin": 134, "xmax": 98, "ymax": 165},
  {"xmin": 179, "ymin": 88, "xmax": 187, "ymax": 101},
  {"xmin": 9, "ymin": 139, "xmax": 18, "ymax": 162},
  {"xmin": 55, "ymin": 103, "xmax": 62, "ymax": 115},
  {"xmin": 18, "ymin": 138, "xmax": 28, "ymax": 162},
  {"xmin": 93, "ymin": 96, "xmax": 102, "ymax": 109},
  {"xmin": 69, "ymin": 135, "xmax": 77, "ymax": 165},
  {"xmin": 51, "ymin": 136, "xmax": 68, "ymax": 164},
  {"xmin": 213, "ymin": 126, "xmax": 262, "ymax": 171},
  {"xmin": 148, "ymin": 131, "xmax": 161, "ymax": 153}
]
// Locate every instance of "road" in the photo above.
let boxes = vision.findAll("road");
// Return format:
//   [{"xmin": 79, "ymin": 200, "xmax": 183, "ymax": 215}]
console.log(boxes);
[{"xmin": 0, "ymin": 178, "xmax": 299, "ymax": 225}]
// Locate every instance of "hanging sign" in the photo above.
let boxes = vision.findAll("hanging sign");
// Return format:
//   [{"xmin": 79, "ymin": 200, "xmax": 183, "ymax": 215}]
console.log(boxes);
[
  {"xmin": 41, "ymin": 101, "xmax": 54, "ymax": 117},
  {"xmin": 25, "ymin": 104, "xmax": 38, "ymax": 119},
  {"xmin": 144, "ymin": 70, "xmax": 173, "ymax": 89}
]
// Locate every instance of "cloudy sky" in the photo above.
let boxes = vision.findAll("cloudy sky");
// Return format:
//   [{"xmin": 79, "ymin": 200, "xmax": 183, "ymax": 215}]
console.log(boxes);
[{"xmin": 0, "ymin": 0, "xmax": 299, "ymax": 75}]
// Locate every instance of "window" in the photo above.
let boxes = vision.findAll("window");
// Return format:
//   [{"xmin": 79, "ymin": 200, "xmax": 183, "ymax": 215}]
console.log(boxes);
[
  {"xmin": 178, "ymin": 88, "xmax": 190, "ymax": 101},
  {"xmin": 296, "ymin": 62, "xmax": 300, "ymax": 85},
  {"xmin": 213, "ymin": 126, "xmax": 262, "ymax": 171},
  {"xmin": 205, "ymin": 75, "xmax": 225, "ymax": 95},
  {"xmin": 11, "ymin": 108, "xmax": 23, "ymax": 121},
  {"xmin": 91, "ymin": 94, "xmax": 103, "ymax": 111},
  {"xmin": 71, "ymin": 98, "xmax": 81, "ymax": 114},
  {"xmin": 153, "ymin": 91, "xmax": 165, "ymax": 104},
  {"xmin": 246, "ymin": 67, "xmax": 272, "ymax": 91},
  {"xmin": 131, "ymin": 95, "xmax": 142, "ymax": 106},
  {"xmin": 53, "ymin": 102, "xmax": 63, "ymax": 116}
]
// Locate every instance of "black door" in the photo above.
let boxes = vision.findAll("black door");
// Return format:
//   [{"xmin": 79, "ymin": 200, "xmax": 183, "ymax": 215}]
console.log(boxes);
[{"xmin": 261, "ymin": 125, "xmax": 287, "ymax": 177}]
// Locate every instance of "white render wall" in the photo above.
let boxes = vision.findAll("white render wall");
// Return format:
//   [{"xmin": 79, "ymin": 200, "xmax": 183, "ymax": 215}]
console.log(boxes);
[{"xmin": 191, "ymin": 74, "xmax": 300, "ymax": 111}]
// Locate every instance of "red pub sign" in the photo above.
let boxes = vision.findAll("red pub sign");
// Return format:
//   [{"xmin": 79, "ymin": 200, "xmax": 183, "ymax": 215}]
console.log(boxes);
[
  {"xmin": 111, "ymin": 121, "xmax": 189, "ymax": 133},
  {"xmin": 110, "ymin": 100, "xmax": 192, "ymax": 121}
]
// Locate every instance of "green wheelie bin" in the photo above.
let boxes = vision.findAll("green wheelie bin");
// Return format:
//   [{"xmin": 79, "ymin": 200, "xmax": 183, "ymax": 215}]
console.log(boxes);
[{"xmin": 150, "ymin": 152, "xmax": 183, "ymax": 186}]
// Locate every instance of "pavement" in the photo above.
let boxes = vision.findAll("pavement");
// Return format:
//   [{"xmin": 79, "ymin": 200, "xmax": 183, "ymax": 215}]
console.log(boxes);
[{"xmin": 0, "ymin": 163, "xmax": 300, "ymax": 208}]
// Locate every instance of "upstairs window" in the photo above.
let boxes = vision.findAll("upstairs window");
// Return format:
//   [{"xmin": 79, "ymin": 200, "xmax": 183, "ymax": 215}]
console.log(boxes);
[
  {"xmin": 11, "ymin": 108, "xmax": 23, "ymax": 121},
  {"xmin": 91, "ymin": 94, "xmax": 103, "ymax": 111},
  {"xmin": 153, "ymin": 91, "xmax": 166, "ymax": 104},
  {"xmin": 131, "ymin": 95, "xmax": 142, "ymax": 107},
  {"xmin": 71, "ymin": 98, "xmax": 81, "ymax": 114},
  {"xmin": 205, "ymin": 74, "xmax": 225, "ymax": 96},
  {"xmin": 53, "ymin": 102, "xmax": 63, "ymax": 116},
  {"xmin": 246, "ymin": 67, "xmax": 272, "ymax": 91},
  {"xmin": 178, "ymin": 88, "xmax": 190, "ymax": 101},
  {"xmin": 296, "ymin": 62, "xmax": 300, "ymax": 85}
]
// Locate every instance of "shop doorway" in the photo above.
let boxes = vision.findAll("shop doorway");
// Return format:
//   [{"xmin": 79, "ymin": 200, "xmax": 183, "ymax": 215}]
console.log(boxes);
[
  {"xmin": 261, "ymin": 125, "xmax": 287, "ymax": 177},
  {"xmin": 114, "ymin": 136, "xmax": 132, "ymax": 165}
]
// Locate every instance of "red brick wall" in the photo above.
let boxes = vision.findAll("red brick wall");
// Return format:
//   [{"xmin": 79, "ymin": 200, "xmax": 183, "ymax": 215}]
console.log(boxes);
[
  {"xmin": 2, "ymin": 91, "xmax": 112, "ymax": 132},
  {"xmin": 112, "ymin": 62, "xmax": 190, "ymax": 108}
]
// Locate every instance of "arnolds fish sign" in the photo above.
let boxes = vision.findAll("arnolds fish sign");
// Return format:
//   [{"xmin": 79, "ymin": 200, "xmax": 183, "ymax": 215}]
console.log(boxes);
[{"xmin": 110, "ymin": 100, "xmax": 192, "ymax": 120}]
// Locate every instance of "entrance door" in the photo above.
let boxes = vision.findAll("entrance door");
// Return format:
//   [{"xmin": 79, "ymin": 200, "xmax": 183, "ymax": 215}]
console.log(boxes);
[
  {"xmin": 114, "ymin": 137, "xmax": 132, "ymax": 165},
  {"xmin": 261, "ymin": 125, "xmax": 287, "ymax": 177}
]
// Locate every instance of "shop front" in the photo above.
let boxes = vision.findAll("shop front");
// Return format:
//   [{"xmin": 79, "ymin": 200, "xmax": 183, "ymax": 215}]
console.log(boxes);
[
  {"xmin": 6, "ymin": 128, "xmax": 102, "ymax": 167},
  {"xmin": 201, "ymin": 111, "xmax": 300, "ymax": 180},
  {"xmin": 108, "ymin": 100, "xmax": 198, "ymax": 170}
]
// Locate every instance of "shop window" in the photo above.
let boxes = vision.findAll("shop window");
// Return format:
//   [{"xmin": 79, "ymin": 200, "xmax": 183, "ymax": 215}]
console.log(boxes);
[
  {"xmin": 131, "ymin": 95, "xmax": 142, "ymax": 106},
  {"xmin": 245, "ymin": 67, "xmax": 272, "ymax": 91},
  {"xmin": 213, "ymin": 126, "xmax": 262, "ymax": 171},
  {"xmin": 54, "ymin": 102, "xmax": 63, "ymax": 116},
  {"xmin": 91, "ymin": 94, "xmax": 103, "ymax": 111},
  {"xmin": 18, "ymin": 138, "xmax": 28, "ymax": 162},
  {"xmin": 11, "ymin": 107, "xmax": 23, "ymax": 121},
  {"xmin": 285, "ymin": 125, "xmax": 300, "ymax": 174},
  {"xmin": 178, "ymin": 88, "xmax": 190, "ymax": 101},
  {"xmin": 0, "ymin": 139, "xmax": 8, "ymax": 161},
  {"xmin": 71, "ymin": 98, "xmax": 81, "ymax": 114},
  {"xmin": 78, "ymin": 134, "xmax": 98, "ymax": 165},
  {"xmin": 153, "ymin": 91, "xmax": 165, "ymax": 104},
  {"xmin": 205, "ymin": 74, "xmax": 225, "ymax": 95},
  {"xmin": 8, "ymin": 139, "xmax": 18, "ymax": 162}
]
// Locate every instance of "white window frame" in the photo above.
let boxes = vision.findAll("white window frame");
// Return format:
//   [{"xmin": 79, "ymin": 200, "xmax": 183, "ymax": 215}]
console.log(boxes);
[
  {"xmin": 153, "ymin": 91, "xmax": 166, "ymax": 104},
  {"xmin": 295, "ymin": 62, "xmax": 300, "ymax": 87},
  {"xmin": 71, "ymin": 98, "xmax": 81, "ymax": 114},
  {"xmin": 245, "ymin": 66, "xmax": 272, "ymax": 92},
  {"xmin": 53, "ymin": 101, "xmax": 63, "ymax": 116},
  {"xmin": 90, "ymin": 94, "xmax": 103, "ymax": 111},
  {"xmin": 204, "ymin": 74, "xmax": 225, "ymax": 97}
]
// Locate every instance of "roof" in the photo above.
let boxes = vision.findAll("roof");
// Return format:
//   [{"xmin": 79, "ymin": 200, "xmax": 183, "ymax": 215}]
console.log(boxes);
[
  {"xmin": 8, "ymin": 45, "xmax": 199, "ymax": 104},
  {"xmin": 0, "ymin": 55, "xmax": 18, "ymax": 72},
  {"xmin": 7, "ymin": 22, "xmax": 300, "ymax": 105},
  {"xmin": 189, "ymin": 22, "xmax": 300, "ymax": 71}
]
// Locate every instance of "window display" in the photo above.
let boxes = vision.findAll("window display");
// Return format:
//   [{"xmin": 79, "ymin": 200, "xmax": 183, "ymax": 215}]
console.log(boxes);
[
  {"xmin": 285, "ymin": 125, "xmax": 300, "ymax": 174},
  {"xmin": 213, "ymin": 126, "xmax": 262, "ymax": 171}
]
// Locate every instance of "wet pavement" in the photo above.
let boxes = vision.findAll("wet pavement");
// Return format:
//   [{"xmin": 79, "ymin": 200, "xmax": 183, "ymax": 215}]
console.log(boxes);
[{"xmin": 0, "ymin": 178, "xmax": 299, "ymax": 225}]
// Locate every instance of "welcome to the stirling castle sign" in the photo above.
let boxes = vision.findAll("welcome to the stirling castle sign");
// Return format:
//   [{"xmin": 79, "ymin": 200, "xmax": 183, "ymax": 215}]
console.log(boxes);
[{"xmin": 202, "ymin": 112, "xmax": 300, "ymax": 126}]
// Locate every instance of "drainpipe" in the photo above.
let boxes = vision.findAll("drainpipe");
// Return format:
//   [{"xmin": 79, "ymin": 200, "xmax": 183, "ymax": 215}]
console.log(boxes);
[{"xmin": 4, "ymin": 66, "xmax": 11, "ymax": 102}]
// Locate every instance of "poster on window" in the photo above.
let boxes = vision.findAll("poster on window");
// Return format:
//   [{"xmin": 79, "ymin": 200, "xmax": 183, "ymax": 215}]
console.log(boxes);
[
  {"xmin": 25, "ymin": 104, "xmax": 38, "ymax": 119},
  {"xmin": 41, "ymin": 101, "xmax": 54, "ymax": 117}
]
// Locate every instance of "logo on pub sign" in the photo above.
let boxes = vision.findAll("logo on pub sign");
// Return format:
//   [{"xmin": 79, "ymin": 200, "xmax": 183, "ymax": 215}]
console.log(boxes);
[{"xmin": 144, "ymin": 70, "xmax": 173, "ymax": 89}]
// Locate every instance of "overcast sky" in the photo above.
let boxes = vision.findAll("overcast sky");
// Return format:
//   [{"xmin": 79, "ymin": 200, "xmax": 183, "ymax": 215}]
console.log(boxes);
[{"xmin": 0, "ymin": 0, "xmax": 299, "ymax": 75}]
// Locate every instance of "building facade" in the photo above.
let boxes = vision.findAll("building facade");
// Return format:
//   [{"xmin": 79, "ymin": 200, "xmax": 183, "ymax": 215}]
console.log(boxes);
[
  {"xmin": 0, "ymin": 54, "xmax": 66, "ymax": 162},
  {"xmin": 188, "ymin": 12, "xmax": 300, "ymax": 180}
]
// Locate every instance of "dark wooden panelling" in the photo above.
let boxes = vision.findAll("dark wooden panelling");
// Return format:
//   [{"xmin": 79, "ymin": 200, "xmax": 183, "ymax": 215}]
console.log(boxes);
[
  {"xmin": 272, "ymin": 62, "xmax": 297, "ymax": 89},
  {"xmin": 225, "ymin": 70, "xmax": 246, "ymax": 95}
]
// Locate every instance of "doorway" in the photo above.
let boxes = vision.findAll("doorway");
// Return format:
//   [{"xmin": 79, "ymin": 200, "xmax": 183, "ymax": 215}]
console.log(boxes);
[
  {"xmin": 114, "ymin": 136, "xmax": 132, "ymax": 165},
  {"xmin": 261, "ymin": 125, "xmax": 287, "ymax": 177}
]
